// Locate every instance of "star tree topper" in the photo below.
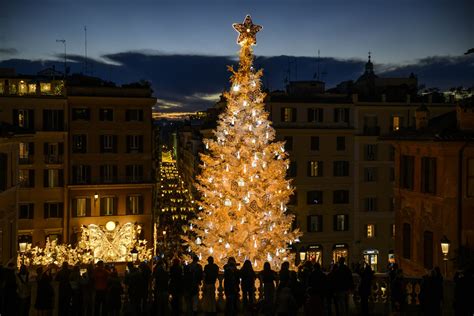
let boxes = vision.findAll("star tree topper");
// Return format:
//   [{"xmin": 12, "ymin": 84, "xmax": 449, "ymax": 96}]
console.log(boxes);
[{"xmin": 232, "ymin": 15, "xmax": 262, "ymax": 46}]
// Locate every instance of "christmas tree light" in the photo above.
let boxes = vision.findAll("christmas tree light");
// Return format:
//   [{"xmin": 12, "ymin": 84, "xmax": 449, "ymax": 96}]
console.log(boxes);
[{"xmin": 184, "ymin": 15, "xmax": 301, "ymax": 269}]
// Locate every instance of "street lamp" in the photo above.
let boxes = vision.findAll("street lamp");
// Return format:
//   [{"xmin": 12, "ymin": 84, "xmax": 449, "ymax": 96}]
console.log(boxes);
[
  {"xmin": 299, "ymin": 246, "xmax": 306, "ymax": 263},
  {"xmin": 131, "ymin": 247, "xmax": 138, "ymax": 263},
  {"xmin": 440, "ymin": 235, "xmax": 450, "ymax": 276}
]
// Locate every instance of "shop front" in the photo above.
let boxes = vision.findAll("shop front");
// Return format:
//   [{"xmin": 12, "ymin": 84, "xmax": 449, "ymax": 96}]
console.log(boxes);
[
  {"xmin": 363, "ymin": 249, "xmax": 379, "ymax": 272},
  {"xmin": 332, "ymin": 243, "xmax": 349, "ymax": 264},
  {"xmin": 306, "ymin": 245, "xmax": 323, "ymax": 265}
]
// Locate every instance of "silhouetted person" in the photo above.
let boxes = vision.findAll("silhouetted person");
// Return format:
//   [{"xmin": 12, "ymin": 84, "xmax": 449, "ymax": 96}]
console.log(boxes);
[
  {"xmin": 169, "ymin": 258, "xmax": 183, "ymax": 316},
  {"xmin": 240, "ymin": 259, "xmax": 256, "ymax": 313},
  {"xmin": 139, "ymin": 261, "xmax": 152, "ymax": 313},
  {"xmin": 3, "ymin": 262, "xmax": 17, "ymax": 316},
  {"xmin": 153, "ymin": 260, "xmax": 169, "ymax": 316},
  {"xmin": 35, "ymin": 266, "xmax": 54, "ymax": 316},
  {"xmin": 358, "ymin": 263, "xmax": 373, "ymax": 316},
  {"xmin": 454, "ymin": 268, "xmax": 474, "ymax": 316},
  {"xmin": 305, "ymin": 262, "xmax": 326, "ymax": 316},
  {"xmin": 69, "ymin": 265, "xmax": 83, "ymax": 316},
  {"xmin": 421, "ymin": 268, "xmax": 443, "ymax": 316},
  {"xmin": 81, "ymin": 264, "xmax": 95, "ymax": 316},
  {"xmin": 278, "ymin": 261, "xmax": 290, "ymax": 290},
  {"xmin": 224, "ymin": 257, "xmax": 240, "ymax": 316},
  {"xmin": 125, "ymin": 262, "xmax": 142, "ymax": 315},
  {"xmin": 93, "ymin": 260, "xmax": 110, "ymax": 316},
  {"xmin": 261, "ymin": 261, "xmax": 276, "ymax": 316},
  {"xmin": 188, "ymin": 255, "xmax": 203, "ymax": 315},
  {"xmin": 107, "ymin": 270, "xmax": 123, "ymax": 316},
  {"xmin": 327, "ymin": 263, "xmax": 339, "ymax": 315},
  {"xmin": 275, "ymin": 286, "xmax": 297, "ymax": 316},
  {"xmin": 202, "ymin": 256, "xmax": 219, "ymax": 315},
  {"xmin": 333, "ymin": 257, "xmax": 353, "ymax": 316},
  {"xmin": 16, "ymin": 264, "xmax": 31, "ymax": 316},
  {"xmin": 390, "ymin": 268, "xmax": 404, "ymax": 314},
  {"xmin": 55, "ymin": 261, "xmax": 72, "ymax": 316}
]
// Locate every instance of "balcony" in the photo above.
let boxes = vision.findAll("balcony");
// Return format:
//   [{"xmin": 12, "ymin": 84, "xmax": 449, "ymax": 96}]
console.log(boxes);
[
  {"xmin": 44, "ymin": 155, "xmax": 63, "ymax": 164},
  {"xmin": 363, "ymin": 126, "xmax": 381, "ymax": 136}
]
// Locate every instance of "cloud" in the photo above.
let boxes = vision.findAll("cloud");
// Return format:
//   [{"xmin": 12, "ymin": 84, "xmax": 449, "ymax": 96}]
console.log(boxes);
[
  {"xmin": 0, "ymin": 48, "xmax": 18, "ymax": 56},
  {"xmin": 0, "ymin": 52, "xmax": 472, "ymax": 112}
]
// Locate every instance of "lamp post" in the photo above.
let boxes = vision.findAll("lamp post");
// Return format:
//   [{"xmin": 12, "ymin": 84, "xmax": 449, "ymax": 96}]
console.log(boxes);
[
  {"xmin": 299, "ymin": 246, "xmax": 306, "ymax": 265},
  {"xmin": 131, "ymin": 247, "xmax": 138, "ymax": 263},
  {"xmin": 440, "ymin": 235, "xmax": 450, "ymax": 277}
]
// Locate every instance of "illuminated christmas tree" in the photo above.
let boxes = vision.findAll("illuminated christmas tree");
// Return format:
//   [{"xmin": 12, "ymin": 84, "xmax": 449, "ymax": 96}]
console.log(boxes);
[{"xmin": 186, "ymin": 15, "xmax": 301, "ymax": 268}]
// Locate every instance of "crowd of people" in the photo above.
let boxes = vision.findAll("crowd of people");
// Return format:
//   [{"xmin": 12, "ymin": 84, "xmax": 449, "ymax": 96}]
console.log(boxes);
[{"xmin": 0, "ymin": 255, "xmax": 472, "ymax": 316}]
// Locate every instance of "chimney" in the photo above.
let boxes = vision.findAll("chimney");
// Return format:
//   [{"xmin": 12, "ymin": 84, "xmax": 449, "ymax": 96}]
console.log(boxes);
[
  {"xmin": 415, "ymin": 104, "xmax": 429, "ymax": 130},
  {"xmin": 457, "ymin": 98, "xmax": 474, "ymax": 131}
]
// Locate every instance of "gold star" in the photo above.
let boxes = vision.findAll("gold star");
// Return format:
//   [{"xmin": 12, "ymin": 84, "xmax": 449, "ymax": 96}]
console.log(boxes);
[{"xmin": 232, "ymin": 15, "xmax": 262, "ymax": 46}]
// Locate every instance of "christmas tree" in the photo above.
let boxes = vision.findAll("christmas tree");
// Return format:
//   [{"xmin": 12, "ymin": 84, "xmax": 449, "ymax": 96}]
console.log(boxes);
[{"xmin": 185, "ymin": 15, "xmax": 300, "ymax": 269}]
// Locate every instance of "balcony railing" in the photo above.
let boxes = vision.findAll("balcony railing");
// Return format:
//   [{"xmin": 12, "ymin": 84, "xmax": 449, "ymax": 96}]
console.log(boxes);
[{"xmin": 44, "ymin": 155, "xmax": 63, "ymax": 164}]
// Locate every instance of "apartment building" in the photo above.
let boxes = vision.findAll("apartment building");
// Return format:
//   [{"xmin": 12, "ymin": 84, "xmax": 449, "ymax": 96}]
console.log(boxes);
[
  {"xmin": 0, "ymin": 69, "xmax": 156, "ymax": 251},
  {"xmin": 383, "ymin": 100, "xmax": 474, "ymax": 278}
]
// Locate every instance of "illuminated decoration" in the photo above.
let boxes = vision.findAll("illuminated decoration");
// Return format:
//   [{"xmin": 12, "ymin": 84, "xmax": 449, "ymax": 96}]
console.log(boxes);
[
  {"xmin": 105, "ymin": 221, "xmax": 116, "ymax": 231},
  {"xmin": 18, "ymin": 222, "xmax": 152, "ymax": 267},
  {"xmin": 184, "ymin": 15, "xmax": 300, "ymax": 269}
]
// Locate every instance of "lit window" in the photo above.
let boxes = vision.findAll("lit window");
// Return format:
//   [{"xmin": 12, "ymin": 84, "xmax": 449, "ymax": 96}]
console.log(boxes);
[
  {"xmin": 40, "ymin": 83, "xmax": 51, "ymax": 93},
  {"xmin": 28, "ymin": 84, "xmax": 36, "ymax": 94},
  {"xmin": 281, "ymin": 107, "xmax": 296, "ymax": 122},
  {"xmin": 19, "ymin": 81, "xmax": 27, "ymax": 95},
  {"xmin": 76, "ymin": 198, "xmax": 87, "ymax": 217},
  {"xmin": 101, "ymin": 197, "xmax": 116, "ymax": 216},
  {"xmin": 0, "ymin": 82, "xmax": 3, "ymax": 94},
  {"xmin": 19, "ymin": 143, "xmax": 29, "ymax": 159},
  {"xmin": 366, "ymin": 224, "xmax": 375, "ymax": 238},
  {"xmin": 127, "ymin": 195, "xmax": 143, "ymax": 215},
  {"xmin": 308, "ymin": 161, "xmax": 323, "ymax": 177},
  {"xmin": 392, "ymin": 116, "xmax": 403, "ymax": 131}
]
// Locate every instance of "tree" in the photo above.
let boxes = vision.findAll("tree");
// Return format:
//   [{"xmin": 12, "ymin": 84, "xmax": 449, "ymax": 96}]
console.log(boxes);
[{"xmin": 185, "ymin": 15, "xmax": 300, "ymax": 268}]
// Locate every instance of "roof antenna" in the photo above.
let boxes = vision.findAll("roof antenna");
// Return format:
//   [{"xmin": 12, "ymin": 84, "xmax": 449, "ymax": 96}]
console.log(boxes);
[{"xmin": 84, "ymin": 26, "xmax": 88, "ymax": 75}]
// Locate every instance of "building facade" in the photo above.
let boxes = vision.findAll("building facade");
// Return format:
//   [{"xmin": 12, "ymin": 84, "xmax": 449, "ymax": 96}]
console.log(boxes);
[
  {"xmin": 0, "ymin": 69, "xmax": 156, "ymax": 254},
  {"xmin": 384, "ymin": 100, "xmax": 474, "ymax": 278}
]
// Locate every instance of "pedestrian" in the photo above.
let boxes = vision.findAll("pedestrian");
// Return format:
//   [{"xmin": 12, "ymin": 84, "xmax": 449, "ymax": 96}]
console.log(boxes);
[
  {"xmin": 81, "ymin": 264, "xmax": 95, "ymax": 316},
  {"xmin": 3, "ymin": 261, "xmax": 17, "ymax": 316},
  {"xmin": 275, "ymin": 286, "xmax": 297, "ymax": 316},
  {"xmin": 202, "ymin": 256, "xmax": 219, "ymax": 315},
  {"xmin": 390, "ymin": 268, "xmax": 404, "ymax": 315},
  {"xmin": 153, "ymin": 259, "xmax": 170, "ymax": 316},
  {"xmin": 56, "ymin": 261, "xmax": 72, "ymax": 316},
  {"xmin": 358, "ymin": 262, "xmax": 373, "ymax": 316},
  {"xmin": 34, "ymin": 266, "xmax": 54, "ymax": 316},
  {"xmin": 333, "ymin": 257, "xmax": 353, "ymax": 316},
  {"xmin": 69, "ymin": 265, "xmax": 83, "ymax": 316},
  {"xmin": 261, "ymin": 261, "xmax": 276, "ymax": 316},
  {"xmin": 421, "ymin": 268, "xmax": 443, "ymax": 316},
  {"xmin": 223, "ymin": 257, "xmax": 240, "ymax": 316},
  {"xmin": 16, "ymin": 264, "xmax": 31, "ymax": 316},
  {"xmin": 240, "ymin": 259, "xmax": 256, "ymax": 313},
  {"xmin": 139, "ymin": 261, "xmax": 152, "ymax": 313},
  {"xmin": 289, "ymin": 271, "xmax": 305, "ymax": 311},
  {"xmin": 278, "ymin": 261, "xmax": 290, "ymax": 290},
  {"xmin": 305, "ymin": 262, "xmax": 326, "ymax": 316},
  {"xmin": 169, "ymin": 258, "xmax": 183, "ymax": 316},
  {"xmin": 124, "ymin": 262, "xmax": 142, "ymax": 315},
  {"xmin": 93, "ymin": 260, "xmax": 110, "ymax": 316},
  {"xmin": 107, "ymin": 270, "xmax": 123, "ymax": 316},
  {"xmin": 327, "ymin": 262, "xmax": 339, "ymax": 315},
  {"xmin": 188, "ymin": 255, "xmax": 203, "ymax": 315}
]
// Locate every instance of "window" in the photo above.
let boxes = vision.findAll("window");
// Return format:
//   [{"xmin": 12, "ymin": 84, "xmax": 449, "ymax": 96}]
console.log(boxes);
[
  {"xmin": 40, "ymin": 83, "xmax": 51, "ymax": 93},
  {"xmin": 18, "ymin": 235, "xmax": 33, "ymax": 249},
  {"xmin": 125, "ymin": 109, "xmax": 144, "ymax": 121},
  {"xmin": 44, "ymin": 142, "xmax": 64, "ymax": 164},
  {"xmin": 389, "ymin": 167, "xmax": 395, "ymax": 182},
  {"xmin": 334, "ymin": 214, "xmax": 349, "ymax": 231},
  {"xmin": 72, "ymin": 165, "xmax": 91, "ymax": 184},
  {"xmin": 423, "ymin": 231, "xmax": 434, "ymax": 269},
  {"xmin": 400, "ymin": 155, "xmax": 415, "ymax": 190},
  {"xmin": 44, "ymin": 202, "xmax": 64, "ymax": 218},
  {"xmin": 19, "ymin": 203, "xmax": 34, "ymax": 219},
  {"xmin": 46, "ymin": 234, "xmax": 61, "ymax": 243},
  {"xmin": 310, "ymin": 136, "xmax": 319, "ymax": 151},
  {"xmin": 100, "ymin": 197, "xmax": 117, "ymax": 216},
  {"xmin": 287, "ymin": 161, "xmax": 297, "ymax": 178},
  {"xmin": 72, "ymin": 135, "xmax": 87, "ymax": 153},
  {"xmin": 334, "ymin": 108, "xmax": 349, "ymax": 123},
  {"xmin": 421, "ymin": 157, "xmax": 436, "ymax": 194},
  {"xmin": 364, "ymin": 167, "xmax": 377, "ymax": 182},
  {"xmin": 100, "ymin": 135, "xmax": 117, "ymax": 153},
  {"xmin": 336, "ymin": 136, "xmax": 346, "ymax": 151},
  {"xmin": 71, "ymin": 108, "xmax": 90, "ymax": 121},
  {"xmin": 42, "ymin": 110, "xmax": 64, "ymax": 131},
  {"xmin": 333, "ymin": 190, "xmax": 349, "ymax": 204},
  {"xmin": 99, "ymin": 109, "xmax": 114, "ymax": 121},
  {"xmin": 19, "ymin": 169, "xmax": 35, "ymax": 188},
  {"xmin": 127, "ymin": 195, "xmax": 144, "ymax": 215},
  {"xmin": 72, "ymin": 197, "xmax": 91, "ymax": 217},
  {"xmin": 283, "ymin": 136, "xmax": 293, "ymax": 151},
  {"xmin": 307, "ymin": 161, "xmax": 323, "ymax": 177},
  {"xmin": 126, "ymin": 165, "xmax": 144, "ymax": 182},
  {"xmin": 288, "ymin": 192, "xmax": 297, "ymax": 205},
  {"xmin": 0, "ymin": 153, "xmax": 6, "ymax": 191},
  {"xmin": 19, "ymin": 81, "xmax": 27, "ymax": 95},
  {"xmin": 19, "ymin": 142, "xmax": 34, "ymax": 164},
  {"xmin": 100, "ymin": 165, "xmax": 118, "ymax": 183},
  {"xmin": 363, "ymin": 116, "xmax": 379, "ymax": 135},
  {"xmin": 364, "ymin": 144, "xmax": 377, "ymax": 161},
  {"xmin": 28, "ymin": 83, "xmax": 36, "ymax": 94},
  {"xmin": 366, "ymin": 224, "xmax": 375, "ymax": 238},
  {"xmin": 308, "ymin": 108, "xmax": 323, "ymax": 123},
  {"xmin": 281, "ymin": 107, "xmax": 296, "ymax": 123},
  {"xmin": 364, "ymin": 197, "xmax": 377, "ymax": 212},
  {"xmin": 13, "ymin": 109, "xmax": 34, "ymax": 130},
  {"xmin": 306, "ymin": 191, "xmax": 323, "ymax": 205},
  {"xmin": 389, "ymin": 145, "xmax": 395, "ymax": 161},
  {"xmin": 333, "ymin": 161, "xmax": 349, "ymax": 177},
  {"xmin": 43, "ymin": 169, "xmax": 63, "ymax": 188},
  {"xmin": 392, "ymin": 116, "xmax": 404, "ymax": 131},
  {"xmin": 468, "ymin": 159, "xmax": 474, "ymax": 197},
  {"xmin": 402, "ymin": 223, "xmax": 411, "ymax": 259},
  {"xmin": 307, "ymin": 215, "xmax": 323, "ymax": 232}
]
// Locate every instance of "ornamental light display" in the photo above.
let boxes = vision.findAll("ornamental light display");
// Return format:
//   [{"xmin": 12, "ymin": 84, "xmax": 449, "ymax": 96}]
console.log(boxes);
[{"xmin": 184, "ymin": 15, "xmax": 301, "ymax": 269}]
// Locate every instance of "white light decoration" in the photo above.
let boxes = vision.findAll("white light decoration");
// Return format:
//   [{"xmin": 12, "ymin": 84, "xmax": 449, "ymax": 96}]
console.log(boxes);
[
  {"xmin": 238, "ymin": 179, "xmax": 245, "ymax": 187},
  {"xmin": 105, "ymin": 221, "xmax": 116, "ymax": 232},
  {"xmin": 233, "ymin": 84, "xmax": 240, "ymax": 92}
]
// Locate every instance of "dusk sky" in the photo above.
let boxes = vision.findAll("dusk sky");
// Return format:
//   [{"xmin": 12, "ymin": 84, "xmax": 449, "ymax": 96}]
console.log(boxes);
[{"xmin": 1, "ymin": 0, "xmax": 473, "ymax": 111}]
